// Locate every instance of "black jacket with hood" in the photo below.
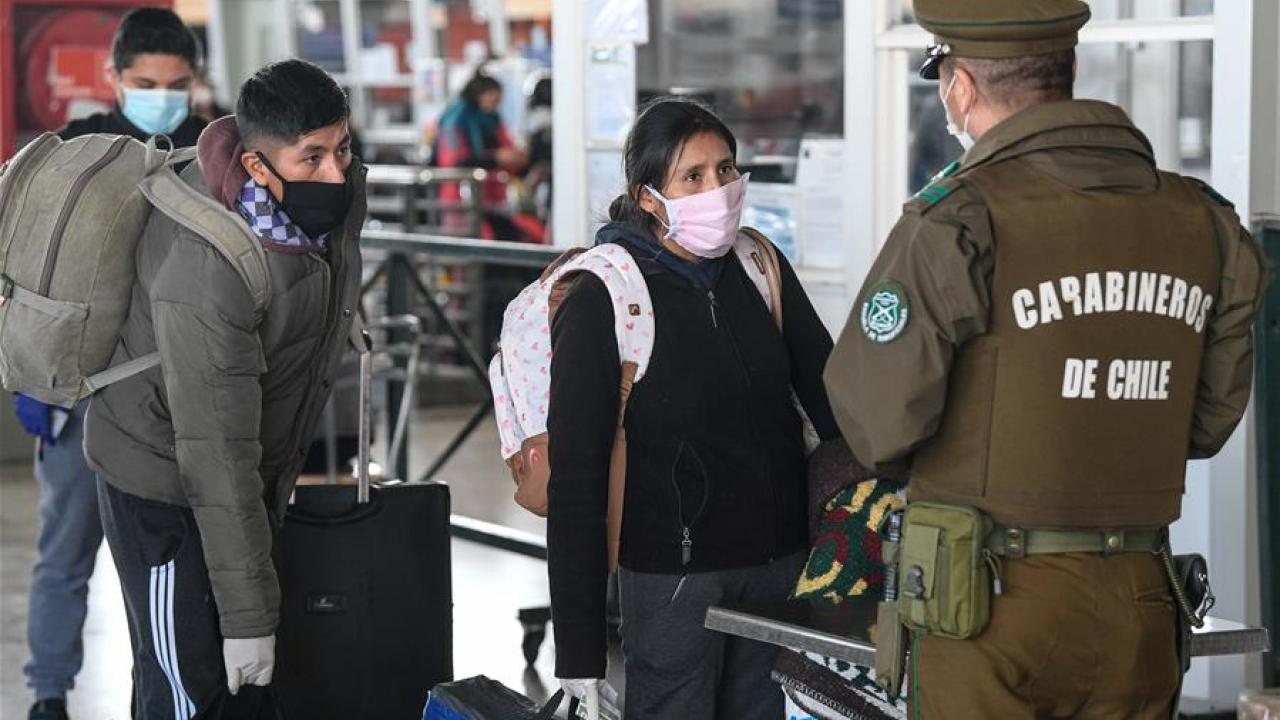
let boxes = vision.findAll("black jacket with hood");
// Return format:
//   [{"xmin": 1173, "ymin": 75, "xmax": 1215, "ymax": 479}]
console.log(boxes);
[
  {"xmin": 59, "ymin": 104, "xmax": 207, "ymax": 146},
  {"xmin": 546, "ymin": 221, "xmax": 840, "ymax": 678}
]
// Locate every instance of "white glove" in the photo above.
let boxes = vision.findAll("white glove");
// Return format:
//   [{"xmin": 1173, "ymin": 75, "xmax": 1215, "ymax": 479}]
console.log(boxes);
[
  {"xmin": 223, "ymin": 635, "xmax": 276, "ymax": 695},
  {"xmin": 560, "ymin": 678, "xmax": 619, "ymax": 720}
]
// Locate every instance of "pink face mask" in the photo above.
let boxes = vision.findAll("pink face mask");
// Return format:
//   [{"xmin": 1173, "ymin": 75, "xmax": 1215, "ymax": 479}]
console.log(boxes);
[{"xmin": 646, "ymin": 173, "xmax": 750, "ymax": 259}]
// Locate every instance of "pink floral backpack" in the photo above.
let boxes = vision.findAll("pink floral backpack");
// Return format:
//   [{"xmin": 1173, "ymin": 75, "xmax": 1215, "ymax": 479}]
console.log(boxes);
[{"xmin": 490, "ymin": 228, "xmax": 802, "ymax": 570}]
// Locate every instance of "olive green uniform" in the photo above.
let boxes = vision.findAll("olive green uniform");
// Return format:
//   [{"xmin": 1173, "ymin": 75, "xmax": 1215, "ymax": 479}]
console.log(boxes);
[
  {"xmin": 824, "ymin": 88, "xmax": 1266, "ymax": 720},
  {"xmin": 828, "ymin": 99, "xmax": 1264, "ymax": 496},
  {"xmin": 829, "ymin": 2, "xmax": 1267, "ymax": 714}
]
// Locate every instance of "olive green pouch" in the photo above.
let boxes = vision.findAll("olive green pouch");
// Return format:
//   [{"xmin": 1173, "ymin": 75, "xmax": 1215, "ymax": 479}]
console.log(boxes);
[{"xmin": 896, "ymin": 502, "xmax": 994, "ymax": 639}]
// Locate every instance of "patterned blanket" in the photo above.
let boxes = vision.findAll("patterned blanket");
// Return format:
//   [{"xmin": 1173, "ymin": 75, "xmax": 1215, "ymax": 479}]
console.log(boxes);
[{"xmin": 786, "ymin": 479, "xmax": 908, "ymax": 720}]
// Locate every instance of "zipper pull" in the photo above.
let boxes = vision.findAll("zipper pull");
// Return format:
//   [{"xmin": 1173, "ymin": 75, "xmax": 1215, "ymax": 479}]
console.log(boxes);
[
  {"xmin": 706, "ymin": 291, "xmax": 718, "ymax": 328},
  {"xmin": 983, "ymin": 549, "xmax": 1003, "ymax": 596},
  {"xmin": 681, "ymin": 527, "xmax": 693, "ymax": 566}
]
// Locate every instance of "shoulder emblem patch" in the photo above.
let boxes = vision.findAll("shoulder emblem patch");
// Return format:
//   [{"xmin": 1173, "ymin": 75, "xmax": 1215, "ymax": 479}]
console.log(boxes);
[
  {"xmin": 914, "ymin": 160, "xmax": 960, "ymax": 201},
  {"xmin": 860, "ymin": 279, "xmax": 911, "ymax": 344},
  {"xmin": 912, "ymin": 162, "xmax": 961, "ymax": 208},
  {"xmin": 914, "ymin": 182, "xmax": 953, "ymax": 206},
  {"xmin": 930, "ymin": 160, "xmax": 960, "ymax": 184}
]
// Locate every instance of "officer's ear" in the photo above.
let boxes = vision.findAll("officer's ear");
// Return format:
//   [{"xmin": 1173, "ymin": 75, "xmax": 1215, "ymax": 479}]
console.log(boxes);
[{"xmin": 951, "ymin": 65, "xmax": 979, "ymax": 115}]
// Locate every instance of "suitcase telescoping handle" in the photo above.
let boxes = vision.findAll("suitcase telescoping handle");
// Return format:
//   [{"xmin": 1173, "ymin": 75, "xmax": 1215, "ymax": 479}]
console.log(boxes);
[{"xmin": 357, "ymin": 346, "xmax": 373, "ymax": 505}]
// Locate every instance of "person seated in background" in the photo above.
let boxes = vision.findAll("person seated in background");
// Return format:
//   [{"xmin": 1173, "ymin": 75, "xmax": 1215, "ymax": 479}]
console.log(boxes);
[
  {"xmin": 431, "ymin": 69, "xmax": 545, "ymax": 350},
  {"xmin": 430, "ymin": 69, "xmax": 533, "ymax": 241},
  {"xmin": 83, "ymin": 59, "xmax": 366, "ymax": 719},
  {"xmin": 13, "ymin": 8, "xmax": 207, "ymax": 720}
]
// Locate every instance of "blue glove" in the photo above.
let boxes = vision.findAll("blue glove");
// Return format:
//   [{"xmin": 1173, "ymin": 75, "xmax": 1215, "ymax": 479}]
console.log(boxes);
[{"xmin": 14, "ymin": 394, "xmax": 55, "ymax": 444}]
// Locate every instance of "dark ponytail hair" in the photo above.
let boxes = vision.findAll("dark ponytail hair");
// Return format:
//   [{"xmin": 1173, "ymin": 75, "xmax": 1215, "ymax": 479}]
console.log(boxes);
[
  {"xmin": 461, "ymin": 69, "xmax": 503, "ymax": 107},
  {"xmin": 609, "ymin": 97, "xmax": 738, "ymax": 229}
]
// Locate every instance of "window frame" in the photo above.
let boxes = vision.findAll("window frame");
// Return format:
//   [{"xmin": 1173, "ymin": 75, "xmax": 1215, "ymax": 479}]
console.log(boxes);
[{"xmin": 868, "ymin": 3, "xmax": 1217, "ymax": 252}]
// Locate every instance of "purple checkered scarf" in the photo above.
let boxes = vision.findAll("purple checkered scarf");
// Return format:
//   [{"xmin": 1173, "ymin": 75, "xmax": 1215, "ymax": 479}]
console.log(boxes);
[{"xmin": 236, "ymin": 179, "xmax": 329, "ymax": 249}]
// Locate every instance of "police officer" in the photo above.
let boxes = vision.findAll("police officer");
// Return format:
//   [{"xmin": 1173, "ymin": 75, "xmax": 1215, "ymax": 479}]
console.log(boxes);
[{"xmin": 824, "ymin": 1, "xmax": 1267, "ymax": 718}]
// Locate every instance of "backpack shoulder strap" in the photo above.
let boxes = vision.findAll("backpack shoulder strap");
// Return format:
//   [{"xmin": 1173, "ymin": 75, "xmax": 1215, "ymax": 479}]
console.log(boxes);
[
  {"xmin": 83, "ymin": 353, "xmax": 161, "ymax": 393},
  {"xmin": 548, "ymin": 243, "xmax": 656, "ymax": 382},
  {"xmin": 735, "ymin": 227, "xmax": 784, "ymax": 331},
  {"xmin": 540, "ymin": 247, "xmax": 590, "ymax": 283},
  {"xmin": 563, "ymin": 244, "xmax": 651, "ymax": 575},
  {"xmin": 84, "ymin": 149, "xmax": 265, "ymax": 396},
  {"xmin": 141, "ymin": 135, "xmax": 198, "ymax": 175},
  {"xmin": 139, "ymin": 165, "xmax": 272, "ymax": 321}
]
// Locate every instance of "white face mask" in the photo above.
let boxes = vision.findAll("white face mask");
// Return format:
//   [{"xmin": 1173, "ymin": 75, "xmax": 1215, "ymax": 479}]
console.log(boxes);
[{"xmin": 941, "ymin": 74, "xmax": 975, "ymax": 151}]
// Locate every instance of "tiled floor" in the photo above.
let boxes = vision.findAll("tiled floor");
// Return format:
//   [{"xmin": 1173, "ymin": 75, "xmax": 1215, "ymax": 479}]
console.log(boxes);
[{"xmin": 0, "ymin": 405, "xmax": 619, "ymax": 719}]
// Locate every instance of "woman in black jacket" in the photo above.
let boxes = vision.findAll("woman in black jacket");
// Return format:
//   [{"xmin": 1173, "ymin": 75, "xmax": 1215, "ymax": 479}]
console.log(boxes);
[{"xmin": 547, "ymin": 98, "xmax": 841, "ymax": 720}]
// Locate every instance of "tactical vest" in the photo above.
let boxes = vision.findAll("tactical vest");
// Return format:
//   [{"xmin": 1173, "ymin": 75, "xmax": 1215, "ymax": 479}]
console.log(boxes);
[{"xmin": 909, "ymin": 159, "xmax": 1220, "ymax": 529}]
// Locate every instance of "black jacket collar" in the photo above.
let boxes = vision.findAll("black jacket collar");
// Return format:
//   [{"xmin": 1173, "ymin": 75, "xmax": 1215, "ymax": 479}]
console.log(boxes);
[{"xmin": 594, "ymin": 221, "xmax": 726, "ymax": 291}]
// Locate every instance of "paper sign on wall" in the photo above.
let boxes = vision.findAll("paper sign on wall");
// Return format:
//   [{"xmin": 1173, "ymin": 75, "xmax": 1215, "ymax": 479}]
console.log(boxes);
[
  {"xmin": 795, "ymin": 138, "xmax": 847, "ymax": 269},
  {"xmin": 743, "ymin": 182, "xmax": 801, "ymax": 264},
  {"xmin": 586, "ymin": 44, "xmax": 637, "ymax": 147},
  {"xmin": 587, "ymin": 0, "xmax": 650, "ymax": 45}
]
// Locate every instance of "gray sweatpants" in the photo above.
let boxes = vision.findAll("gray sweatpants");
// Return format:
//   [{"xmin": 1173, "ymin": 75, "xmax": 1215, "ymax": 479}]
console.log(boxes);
[
  {"xmin": 24, "ymin": 401, "xmax": 103, "ymax": 701},
  {"xmin": 618, "ymin": 552, "xmax": 806, "ymax": 720}
]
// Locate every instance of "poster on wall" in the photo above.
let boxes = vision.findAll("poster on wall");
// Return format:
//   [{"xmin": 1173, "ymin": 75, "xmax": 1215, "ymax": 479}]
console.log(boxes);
[
  {"xmin": 795, "ymin": 138, "xmax": 847, "ymax": 269},
  {"xmin": 587, "ymin": 0, "xmax": 650, "ymax": 45},
  {"xmin": 586, "ymin": 44, "xmax": 637, "ymax": 147},
  {"xmin": 743, "ymin": 183, "xmax": 801, "ymax": 264}
]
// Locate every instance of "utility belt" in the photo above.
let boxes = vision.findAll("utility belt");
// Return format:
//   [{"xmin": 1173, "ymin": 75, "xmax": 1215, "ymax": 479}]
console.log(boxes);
[{"xmin": 873, "ymin": 503, "xmax": 1215, "ymax": 701}]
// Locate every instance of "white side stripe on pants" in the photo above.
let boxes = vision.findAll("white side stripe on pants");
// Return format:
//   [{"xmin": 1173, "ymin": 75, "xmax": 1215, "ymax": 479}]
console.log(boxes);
[{"xmin": 150, "ymin": 561, "xmax": 196, "ymax": 719}]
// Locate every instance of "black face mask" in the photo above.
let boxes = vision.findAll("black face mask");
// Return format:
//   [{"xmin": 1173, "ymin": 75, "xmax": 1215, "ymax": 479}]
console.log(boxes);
[{"xmin": 256, "ymin": 152, "xmax": 352, "ymax": 239}]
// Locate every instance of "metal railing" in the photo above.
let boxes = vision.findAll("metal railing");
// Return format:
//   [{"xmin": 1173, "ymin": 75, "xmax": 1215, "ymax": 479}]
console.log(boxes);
[
  {"xmin": 359, "ymin": 230, "xmax": 561, "ymax": 486},
  {"xmin": 362, "ymin": 165, "xmax": 558, "ymax": 480},
  {"xmin": 364, "ymin": 164, "xmax": 518, "ymax": 238},
  {"xmin": 359, "ymin": 231, "xmax": 560, "ymax": 558},
  {"xmin": 360, "ymin": 162, "xmax": 564, "ymax": 558}
]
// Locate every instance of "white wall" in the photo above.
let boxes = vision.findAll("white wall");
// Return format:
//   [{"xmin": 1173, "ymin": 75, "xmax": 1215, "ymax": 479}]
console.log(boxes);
[
  {"xmin": 1178, "ymin": 0, "xmax": 1280, "ymax": 704},
  {"xmin": 839, "ymin": 3, "xmax": 881, "ymax": 326},
  {"xmin": 217, "ymin": 0, "xmax": 292, "ymax": 97},
  {"xmin": 550, "ymin": 0, "xmax": 587, "ymax": 247}
]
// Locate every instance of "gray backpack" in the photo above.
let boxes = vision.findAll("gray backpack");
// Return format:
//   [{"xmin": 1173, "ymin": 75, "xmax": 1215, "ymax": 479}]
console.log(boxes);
[{"xmin": 0, "ymin": 132, "xmax": 270, "ymax": 407}]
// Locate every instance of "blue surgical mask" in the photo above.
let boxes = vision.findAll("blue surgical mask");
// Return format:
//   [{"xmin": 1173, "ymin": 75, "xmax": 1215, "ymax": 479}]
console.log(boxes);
[{"xmin": 121, "ymin": 88, "xmax": 191, "ymax": 135}]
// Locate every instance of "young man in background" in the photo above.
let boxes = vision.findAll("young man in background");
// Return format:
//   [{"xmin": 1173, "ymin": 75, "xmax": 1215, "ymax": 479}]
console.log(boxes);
[{"xmin": 13, "ymin": 9, "xmax": 206, "ymax": 720}]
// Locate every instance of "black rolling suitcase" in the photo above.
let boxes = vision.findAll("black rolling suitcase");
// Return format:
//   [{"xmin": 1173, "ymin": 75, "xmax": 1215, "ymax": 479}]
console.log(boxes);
[{"xmin": 275, "ymin": 349, "xmax": 453, "ymax": 718}]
